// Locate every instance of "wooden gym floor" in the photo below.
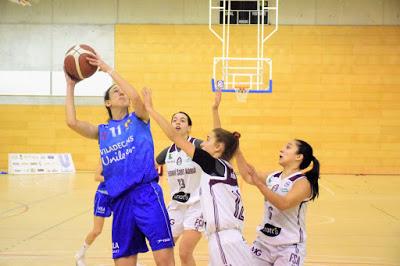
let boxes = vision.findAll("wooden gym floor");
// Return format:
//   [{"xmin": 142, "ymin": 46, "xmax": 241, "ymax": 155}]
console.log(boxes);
[{"xmin": 0, "ymin": 173, "xmax": 399, "ymax": 266}]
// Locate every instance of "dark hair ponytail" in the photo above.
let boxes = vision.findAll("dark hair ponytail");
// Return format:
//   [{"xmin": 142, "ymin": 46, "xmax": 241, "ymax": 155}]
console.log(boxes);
[
  {"xmin": 104, "ymin": 84, "xmax": 117, "ymax": 120},
  {"xmin": 295, "ymin": 139, "xmax": 320, "ymax": 201},
  {"xmin": 213, "ymin": 128, "xmax": 240, "ymax": 161}
]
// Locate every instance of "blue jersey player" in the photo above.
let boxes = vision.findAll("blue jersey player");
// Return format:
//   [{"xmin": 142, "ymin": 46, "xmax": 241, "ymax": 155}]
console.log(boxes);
[
  {"xmin": 75, "ymin": 161, "xmax": 112, "ymax": 266},
  {"xmin": 65, "ymin": 51, "xmax": 175, "ymax": 266}
]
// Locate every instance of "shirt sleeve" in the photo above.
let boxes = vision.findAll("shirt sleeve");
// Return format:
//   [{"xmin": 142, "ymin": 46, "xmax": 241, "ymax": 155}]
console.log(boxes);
[
  {"xmin": 156, "ymin": 147, "xmax": 169, "ymax": 165},
  {"xmin": 194, "ymin": 139, "xmax": 203, "ymax": 149},
  {"xmin": 193, "ymin": 148, "xmax": 225, "ymax": 176}
]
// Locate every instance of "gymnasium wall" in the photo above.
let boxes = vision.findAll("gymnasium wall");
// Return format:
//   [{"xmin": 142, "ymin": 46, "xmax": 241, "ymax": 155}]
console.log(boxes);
[
  {"xmin": 1, "ymin": 25, "xmax": 399, "ymax": 175},
  {"xmin": 1, "ymin": 0, "xmax": 399, "ymax": 25}
]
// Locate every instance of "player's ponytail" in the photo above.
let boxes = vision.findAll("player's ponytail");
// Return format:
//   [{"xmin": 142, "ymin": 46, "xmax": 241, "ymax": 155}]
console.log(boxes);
[
  {"xmin": 104, "ymin": 84, "xmax": 117, "ymax": 120},
  {"xmin": 295, "ymin": 139, "xmax": 320, "ymax": 201},
  {"xmin": 213, "ymin": 128, "xmax": 240, "ymax": 161}
]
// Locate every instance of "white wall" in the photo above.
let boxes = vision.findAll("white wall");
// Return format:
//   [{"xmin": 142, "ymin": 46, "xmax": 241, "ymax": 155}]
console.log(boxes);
[
  {"xmin": 0, "ymin": 0, "xmax": 399, "ymax": 98},
  {"xmin": 1, "ymin": 0, "xmax": 398, "ymax": 25}
]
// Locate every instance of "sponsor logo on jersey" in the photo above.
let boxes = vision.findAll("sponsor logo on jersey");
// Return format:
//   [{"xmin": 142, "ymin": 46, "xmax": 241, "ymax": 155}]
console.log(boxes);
[
  {"xmin": 112, "ymin": 242, "xmax": 120, "ymax": 253},
  {"xmin": 97, "ymin": 206, "xmax": 106, "ymax": 214},
  {"xmin": 260, "ymin": 223, "xmax": 281, "ymax": 237},
  {"xmin": 289, "ymin": 253, "xmax": 301, "ymax": 265},
  {"xmin": 251, "ymin": 246, "xmax": 262, "ymax": 257},
  {"xmin": 100, "ymin": 131, "xmax": 108, "ymax": 140},
  {"xmin": 157, "ymin": 238, "xmax": 171, "ymax": 244},
  {"xmin": 284, "ymin": 181, "xmax": 291, "ymax": 187},
  {"xmin": 172, "ymin": 191, "xmax": 191, "ymax": 203},
  {"xmin": 194, "ymin": 216, "xmax": 205, "ymax": 230},
  {"xmin": 170, "ymin": 218, "xmax": 175, "ymax": 225},
  {"xmin": 178, "ymin": 178, "xmax": 186, "ymax": 189}
]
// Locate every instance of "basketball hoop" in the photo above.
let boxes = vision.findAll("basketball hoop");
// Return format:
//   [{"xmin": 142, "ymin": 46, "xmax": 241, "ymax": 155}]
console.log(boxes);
[{"xmin": 234, "ymin": 86, "xmax": 250, "ymax": 102}]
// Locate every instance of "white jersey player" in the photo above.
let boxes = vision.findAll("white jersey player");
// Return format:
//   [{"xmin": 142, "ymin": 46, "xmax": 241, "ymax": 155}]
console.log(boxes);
[
  {"xmin": 193, "ymin": 147, "xmax": 252, "ymax": 266},
  {"xmin": 156, "ymin": 112, "xmax": 204, "ymax": 266},
  {"xmin": 143, "ymin": 88, "xmax": 253, "ymax": 266},
  {"xmin": 236, "ymin": 139, "xmax": 320, "ymax": 266}
]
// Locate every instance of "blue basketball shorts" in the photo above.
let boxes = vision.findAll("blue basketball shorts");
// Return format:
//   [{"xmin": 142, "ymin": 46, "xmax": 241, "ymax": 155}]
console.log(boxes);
[
  {"xmin": 93, "ymin": 191, "xmax": 112, "ymax": 217},
  {"xmin": 111, "ymin": 181, "xmax": 174, "ymax": 259}
]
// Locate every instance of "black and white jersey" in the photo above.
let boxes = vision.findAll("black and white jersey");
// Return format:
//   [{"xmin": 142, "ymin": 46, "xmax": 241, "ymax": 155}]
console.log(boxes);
[
  {"xmin": 192, "ymin": 148, "xmax": 245, "ymax": 235},
  {"xmin": 257, "ymin": 171, "xmax": 310, "ymax": 246},
  {"xmin": 157, "ymin": 137, "xmax": 203, "ymax": 205}
]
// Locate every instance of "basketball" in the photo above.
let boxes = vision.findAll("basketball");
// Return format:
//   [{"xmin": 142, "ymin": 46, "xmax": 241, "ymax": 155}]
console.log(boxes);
[{"xmin": 64, "ymin": 44, "xmax": 98, "ymax": 81}]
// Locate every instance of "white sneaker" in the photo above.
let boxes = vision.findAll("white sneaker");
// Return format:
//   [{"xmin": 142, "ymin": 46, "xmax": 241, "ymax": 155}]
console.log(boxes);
[{"xmin": 75, "ymin": 254, "xmax": 86, "ymax": 266}]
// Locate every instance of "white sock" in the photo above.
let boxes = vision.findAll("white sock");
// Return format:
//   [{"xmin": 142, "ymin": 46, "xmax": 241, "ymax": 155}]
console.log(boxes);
[{"xmin": 76, "ymin": 242, "xmax": 90, "ymax": 258}]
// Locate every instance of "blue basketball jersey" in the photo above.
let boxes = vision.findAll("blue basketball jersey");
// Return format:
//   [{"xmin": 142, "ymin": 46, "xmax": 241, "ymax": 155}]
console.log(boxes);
[
  {"xmin": 98, "ymin": 112, "xmax": 158, "ymax": 198},
  {"xmin": 97, "ymin": 181, "xmax": 107, "ymax": 193}
]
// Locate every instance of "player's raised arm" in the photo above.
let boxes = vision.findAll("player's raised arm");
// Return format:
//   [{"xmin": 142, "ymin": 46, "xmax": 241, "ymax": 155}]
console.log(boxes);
[
  {"xmin": 142, "ymin": 88, "xmax": 195, "ymax": 158},
  {"xmin": 87, "ymin": 52, "xmax": 149, "ymax": 122},
  {"xmin": 65, "ymin": 70, "xmax": 98, "ymax": 139},
  {"xmin": 212, "ymin": 89, "xmax": 222, "ymax": 129}
]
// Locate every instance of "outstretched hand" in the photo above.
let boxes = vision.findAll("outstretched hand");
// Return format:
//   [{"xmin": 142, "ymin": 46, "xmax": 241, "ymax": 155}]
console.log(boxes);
[
  {"xmin": 64, "ymin": 67, "xmax": 78, "ymax": 87},
  {"xmin": 248, "ymin": 164, "xmax": 265, "ymax": 187},
  {"xmin": 212, "ymin": 89, "xmax": 222, "ymax": 110},
  {"xmin": 86, "ymin": 51, "xmax": 112, "ymax": 73},
  {"xmin": 142, "ymin": 87, "xmax": 153, "ymax": 112}
]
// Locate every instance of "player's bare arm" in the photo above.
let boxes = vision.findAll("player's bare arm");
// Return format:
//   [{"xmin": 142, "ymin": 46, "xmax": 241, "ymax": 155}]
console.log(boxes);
[
  {"xmin": 212, "ymin": 89, "xmax": 222, "ymax": 129},
  {"xmin": 65, "ymin": 70, "xmax": 98, "ymax": 139},
  {"xmin": 253, "ymin": 176, "xmax": 311, "ymax": 210},
  {"xmin": 235, "ymin": 149, "xmax": 267, "ymax": 185},
  {"xmin": 142, "ymin": 87, "xmax": 195, "ymax": 158},
  {"xmin": 87, "ymin": 52, "xmax": 149, "ymax": 122}
]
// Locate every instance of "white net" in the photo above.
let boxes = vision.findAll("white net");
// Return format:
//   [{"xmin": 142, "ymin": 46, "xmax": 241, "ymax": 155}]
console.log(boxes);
[{"xmin": 234, "ymin": 87, "xmax": 250, "ymax": 102}]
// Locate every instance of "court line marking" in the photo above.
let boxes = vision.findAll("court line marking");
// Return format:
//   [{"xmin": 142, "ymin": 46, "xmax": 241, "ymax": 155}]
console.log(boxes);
[
  {"xmin": 0, "ymin": 208, "xmax": 91, "ymax": 253},
  {"xmin": 0, "ymin": 201, "xmax": 29, "ymax": 219},
  {"xmin": 319, "ymin": 181, "xmax": 336, "ymax": 196},
  {"xmin": 0, "ymin": 192, "xmax": 68, "ymax": 219},
  {"xmin": 370, "ymin": 204, "xmax": 399, "ymax": 221},
  {"xmin": 307, "ymin": 214, "xmax": 336, "ymax": 225}
]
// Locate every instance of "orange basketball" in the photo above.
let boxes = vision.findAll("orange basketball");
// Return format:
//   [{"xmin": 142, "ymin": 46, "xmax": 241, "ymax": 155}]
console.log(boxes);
[{"xmin": 64, "ymin": 44, "xmax": 98, "ymax": 81}]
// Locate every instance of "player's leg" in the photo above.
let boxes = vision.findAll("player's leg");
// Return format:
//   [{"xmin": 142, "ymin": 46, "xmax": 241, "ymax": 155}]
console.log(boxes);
[
  {"xmin": 75, "ymin": 191, "xmax": 110, "ymax": 265},
  {"xmin": 152, "ymin": 248, "xmax": 175, "ymax": 266},
  {"xmin": 135, "ymin": 182, "xmax": 175, "ymax": 265},
  {"xmin": 167, "ymin": 201, "xmax": 184, "ymax": 242},
  {"xmin": 274, "ymin": 243, "xmax": 306, "ymax": 266},
  {"xmin": 114, "ymin": 255, "xmax": 138, "ymax": 266},
  {"xmin": 86, "ymin": 216, "xmax": 106, "ymax": 244},
  {"xmin": 112, "ymin": 191, "xmax": 149, "ymax": 264},
  {"xmin": 250, "ymin": 238, "xmax": 274, "ymax": 266},
  {"xmin": 209, "ymin": 230, "xmax": 253, "ymax": 266},
  {"xmin": 178, "ymin": 230, "xmax": 201, "ymax": 266},
  {"xmin": 178, "ymin": 202, "xmax": 203, "ymax": 266},
  {"xmin": 75, "ymin": 216, "xmax": 105, "ymax": 265}
]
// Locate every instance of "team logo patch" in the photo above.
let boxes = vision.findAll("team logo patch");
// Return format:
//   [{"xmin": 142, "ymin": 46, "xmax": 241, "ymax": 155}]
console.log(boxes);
[
  {"xmin": 176, "ymin": 157, "xmax": 182, "ymax": 165},
  {"xmin": 260, "ymin": 223, "xmax": 281, "ymax": 237},
  {"xmin": 172, "ymin": 191, "xmax": 191, "ymax": 203},
  {"xmin": 100, "ymin": 131, "xmax": 108, "ymax": 140},
  {"xmin": 124, "ymin": 118, "xmax": 131, "ymax": 129},
  {"xmin": 271, "ymin": 184, "xmax": 279, "ymax": 192}
]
